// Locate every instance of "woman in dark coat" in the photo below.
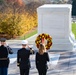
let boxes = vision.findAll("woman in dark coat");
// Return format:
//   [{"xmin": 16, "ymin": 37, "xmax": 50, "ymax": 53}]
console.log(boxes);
[
  {"xmin": 35, "ymin": 43, "xmax": 49, "ymax": 75},
  {"xmin": 0, "ymin": 38, "xmax": 13, "ymax": 75}
]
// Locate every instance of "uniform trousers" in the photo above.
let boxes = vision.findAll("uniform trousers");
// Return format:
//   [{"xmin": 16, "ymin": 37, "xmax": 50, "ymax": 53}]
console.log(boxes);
[
  {"xmin": 20, "ymin": 68, "xmax": 29, "ymax": 75},
  {"xmin": 38, "ymin": 69, "xmax": 47, "ymax": 75}
]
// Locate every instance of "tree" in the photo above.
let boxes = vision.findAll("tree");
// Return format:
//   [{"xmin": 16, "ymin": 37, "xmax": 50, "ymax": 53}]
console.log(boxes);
[
  {"xmin": 0, "ymin": 0, "xmax": 4, "ymax": 5},
  {"xmin": 72, "ymin": 0, "xmax": 76, "ymax": 16},
  {"xmin": 0, "ymin": 0, "xmax": 38, "ymax": 39},
  {"xmin": 25, "ymin": 2, "xmax": 41, "ymax": 15}
]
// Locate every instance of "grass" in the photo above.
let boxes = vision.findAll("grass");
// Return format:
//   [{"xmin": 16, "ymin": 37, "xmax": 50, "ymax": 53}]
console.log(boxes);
[
  {"xmin": 19, "ymin": 22, "xmax": 76, "ymax": 40},
  {"xmin": 19, "ymin": 29, "xmax": 37, "ymax": 40},
  {"xmin": 72, "ymin": 22, "xmax": 76, "ymax": 39}
]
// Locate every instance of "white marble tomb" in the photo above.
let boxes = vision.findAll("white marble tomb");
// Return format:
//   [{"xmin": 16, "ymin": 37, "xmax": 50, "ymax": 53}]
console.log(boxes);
[{"xmin": 37, "ymin": 4, "xmax": 75, "ymax": 50}]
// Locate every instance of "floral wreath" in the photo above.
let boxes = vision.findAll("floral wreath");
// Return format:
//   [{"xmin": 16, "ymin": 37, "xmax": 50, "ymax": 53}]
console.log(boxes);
[{"xmin": 35, "ymin": 33, "xmax": 52, "ymax": 50}]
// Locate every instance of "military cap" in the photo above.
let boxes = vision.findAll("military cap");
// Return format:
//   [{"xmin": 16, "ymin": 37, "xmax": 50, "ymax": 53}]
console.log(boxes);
[
  {"xmin": 0, "ymin": 38, "xmax": 6, "ymax": 42},
  {"xmin": 22, "ymin": 40, "xmax": 28, "ymax": 44}
]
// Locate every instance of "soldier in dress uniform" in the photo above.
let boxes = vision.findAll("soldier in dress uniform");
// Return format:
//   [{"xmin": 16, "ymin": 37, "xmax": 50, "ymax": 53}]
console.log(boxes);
[
  {"xmin": 17, "ymin": 40, "xmax": 34, "ymax": 75},
  {"xmin": 0, "ymin": 38, "xmax": 13, "ymax": 75}
]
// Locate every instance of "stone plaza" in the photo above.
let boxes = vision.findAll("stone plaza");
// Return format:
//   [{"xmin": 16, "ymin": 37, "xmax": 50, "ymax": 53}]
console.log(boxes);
[{"xmin": 8, "ymin": 34, "xmax": 76, "ymax": 75}]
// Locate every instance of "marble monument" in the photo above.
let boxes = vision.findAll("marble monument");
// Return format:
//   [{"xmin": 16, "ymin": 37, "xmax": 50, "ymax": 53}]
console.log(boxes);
[{"xmin": 37, "ymin": 4, "xmax": 75, "ymax": 50}]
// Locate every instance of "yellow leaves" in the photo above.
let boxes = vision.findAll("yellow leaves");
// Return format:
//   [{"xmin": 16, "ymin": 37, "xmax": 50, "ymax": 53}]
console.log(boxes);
[{"xmin": 0, "ymin": 12, "xmax": 37, "ymax": 38}]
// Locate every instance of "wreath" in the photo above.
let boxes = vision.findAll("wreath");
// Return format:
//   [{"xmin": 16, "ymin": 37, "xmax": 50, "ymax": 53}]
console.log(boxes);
[{"xmin": 35, "ymin": 33, "xmax": 52, "ymax": 50}]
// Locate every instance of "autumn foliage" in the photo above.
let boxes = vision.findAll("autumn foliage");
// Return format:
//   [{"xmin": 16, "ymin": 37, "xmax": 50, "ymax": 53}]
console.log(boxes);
[{"xmin": 0, "ymin": 0, "xmax": 40, "ymax": 39}]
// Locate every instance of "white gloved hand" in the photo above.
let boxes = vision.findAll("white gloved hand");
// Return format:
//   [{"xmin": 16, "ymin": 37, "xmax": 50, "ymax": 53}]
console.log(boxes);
[{"xmin": 4, "ymin": 43, "xmax": 8, "ymax": 47}]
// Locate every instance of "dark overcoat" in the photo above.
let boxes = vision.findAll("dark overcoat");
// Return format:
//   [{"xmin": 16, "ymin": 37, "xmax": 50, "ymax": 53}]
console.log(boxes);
[
  {"xmin": 0, "ymin": 45, "xmax": 13, "ymax": 67},
  {"xmin": 17, "ymin": 48, "xmax": 34, "ymax": 69}
]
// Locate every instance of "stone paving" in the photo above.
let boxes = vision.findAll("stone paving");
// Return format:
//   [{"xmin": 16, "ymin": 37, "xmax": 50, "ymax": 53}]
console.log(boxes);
[
  {"xmin": 8, "ymin": 50, "xmax": 76, "ymax": 75},
  {"xmin": 7, "ymin": 34, "xmax": 76, "ymax": 75}
]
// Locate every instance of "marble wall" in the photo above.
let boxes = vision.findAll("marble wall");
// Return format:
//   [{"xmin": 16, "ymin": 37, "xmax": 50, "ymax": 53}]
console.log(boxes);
[{"xmin": 37, "ymin": 4, "xmax": 75, "ymax": 50}]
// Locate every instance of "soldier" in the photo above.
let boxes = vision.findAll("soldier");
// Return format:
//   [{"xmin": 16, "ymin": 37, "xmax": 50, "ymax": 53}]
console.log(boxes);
[
  {"xmin": 0, "ymin": 38, "xmax": 13, "ymax": 75},
  {"xmin": 17, "ymin": 40, "xmax": 34, "ymax": 75}
]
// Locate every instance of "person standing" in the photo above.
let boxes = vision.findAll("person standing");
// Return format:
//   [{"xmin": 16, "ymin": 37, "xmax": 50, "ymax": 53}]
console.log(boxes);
[
  {"xmin": 17, "ymin": 40, "xmax": 34, "ymax": 75},
  {"xmin": 35, "ymin": 43, "xmax": 49, "ymax": 75},
  {"xmin": 0, "ymin": 38, "xmax": 13, "ymax": 75}
]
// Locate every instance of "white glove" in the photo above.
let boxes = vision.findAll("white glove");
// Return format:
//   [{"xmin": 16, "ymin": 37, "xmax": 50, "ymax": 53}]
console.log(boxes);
[{"xmin": 4, "ymin": 43, "xmax": 8, "ymax": 47}]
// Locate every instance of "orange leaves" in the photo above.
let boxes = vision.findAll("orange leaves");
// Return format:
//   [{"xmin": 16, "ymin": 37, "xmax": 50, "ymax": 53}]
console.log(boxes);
[{"xmin": 17, "ymin": 0, "xmax": 23, "ymax": 6}]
